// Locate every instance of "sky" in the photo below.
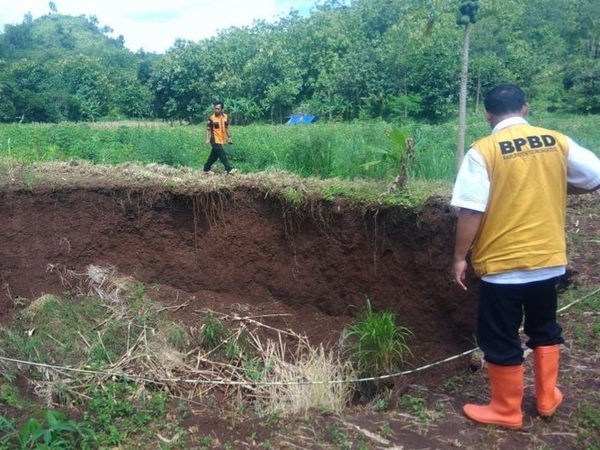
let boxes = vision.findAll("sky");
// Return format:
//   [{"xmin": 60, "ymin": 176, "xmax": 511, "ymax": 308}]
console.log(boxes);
[{"xmin": 0, "ymin": 0, "xmax": 316, "ymax": 53}]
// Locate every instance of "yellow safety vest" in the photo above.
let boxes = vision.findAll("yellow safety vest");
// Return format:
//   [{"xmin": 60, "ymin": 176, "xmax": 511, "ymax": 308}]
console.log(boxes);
[{"xmin": 470, "ymin": 123, "xmax": 569, "ymax": 276}]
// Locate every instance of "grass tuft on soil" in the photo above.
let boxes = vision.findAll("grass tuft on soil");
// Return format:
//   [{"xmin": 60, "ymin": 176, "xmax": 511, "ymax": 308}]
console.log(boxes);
[
  {"xmin": 0, "ymin": 264, "xmax": 360, "ymax": 447},
  {"xmin": 0, "ymin": 159, "xmax": 452, "ymax": 209}
]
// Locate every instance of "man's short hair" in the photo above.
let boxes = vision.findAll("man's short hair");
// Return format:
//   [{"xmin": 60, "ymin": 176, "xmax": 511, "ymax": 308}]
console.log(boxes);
[
  {"xmin": 484, "ymin": 85, "xmax": 526, "ymax": 115},
  {"xmin": 213, "ymin": 100, "xmax": 224, "ymax": 108}
]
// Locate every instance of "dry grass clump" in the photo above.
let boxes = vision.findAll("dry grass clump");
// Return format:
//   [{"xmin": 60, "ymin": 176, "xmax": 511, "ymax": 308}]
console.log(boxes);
[
  {"xmin": 2, "ymin": 265, "xmax": 355, "ymax": 417},
  {"xmin": 252, "ymin": 334, "xmax": 355, "ymax": 417}
]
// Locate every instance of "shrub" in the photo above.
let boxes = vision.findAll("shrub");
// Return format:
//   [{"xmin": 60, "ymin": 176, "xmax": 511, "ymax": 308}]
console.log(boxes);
[{"xmin": 341, "ymin": 299, "xmax": 413, "ymax": 378}]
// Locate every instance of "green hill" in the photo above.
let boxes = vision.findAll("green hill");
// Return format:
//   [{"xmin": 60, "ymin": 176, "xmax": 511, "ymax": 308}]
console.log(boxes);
[
  {"xmin": 1, "ymin": 13, "xmax": 137, "ymax": 64},
  {"xmin": 0, "ymin": 13, "xmax": 155, "ymax": 122}
]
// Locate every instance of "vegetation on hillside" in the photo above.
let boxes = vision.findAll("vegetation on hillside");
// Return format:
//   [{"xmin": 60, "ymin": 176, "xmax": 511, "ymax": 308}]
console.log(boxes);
[{"xmin": 0, "ymin": 0, "xmax": 598, "ymax": 124}]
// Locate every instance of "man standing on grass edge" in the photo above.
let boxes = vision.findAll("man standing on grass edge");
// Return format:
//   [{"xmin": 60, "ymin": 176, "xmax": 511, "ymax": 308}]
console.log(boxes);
[
  {"xmin": 204, "ymin": 100, "xmax": 236, "ymax": 175},
  {"xmin": 451, "ymin": 84, "xmax": 600, "ymax": 430}
]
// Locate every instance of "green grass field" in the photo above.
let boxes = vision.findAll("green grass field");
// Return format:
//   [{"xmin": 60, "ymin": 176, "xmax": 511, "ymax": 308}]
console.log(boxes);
[{"xmin": 1, "ymin": 112, "xmax": 599, "ymax": 184}]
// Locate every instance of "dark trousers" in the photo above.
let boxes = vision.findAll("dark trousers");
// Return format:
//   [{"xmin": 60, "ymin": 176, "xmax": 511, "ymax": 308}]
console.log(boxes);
[
  {"xmin": 204, "ymin": 143, "xmax": 232, "ymax": 172},
  {"xmin": 477, "ymin": 277, "xmax": 564, "ymax": 366}
]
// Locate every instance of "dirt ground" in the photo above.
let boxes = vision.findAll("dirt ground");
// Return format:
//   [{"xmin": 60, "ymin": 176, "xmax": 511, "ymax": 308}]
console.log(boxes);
[{"xmin": 0, "ymin": 167, "xmax": 599, "ymax": 449}]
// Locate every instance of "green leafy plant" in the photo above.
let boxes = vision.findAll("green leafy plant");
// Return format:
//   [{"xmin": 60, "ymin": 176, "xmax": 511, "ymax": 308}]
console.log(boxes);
[
  {"xmin": 341, "ymin": 299, "xmax": 413, "ymax": 378},
  {"xmin": 244, "ymin": 357, "xmax": 268, "ymax": 381},
  {"xmin": 362, "ymin": 126, "xmax": 415, "ymax": 191},
  {"xmin": 578, "ymin": 403, "xmax": 600, "ymax": 430},
  {"xmin": 200, "ymin": 312, "xmax": 229, "ymax": 352},
  {"xmin": 379, "ymin": 421, "xmax": 392, "ymax": 438},
  {"xmin": 398, "ymin": 394, "xmax": 428, "ymax": 421},
  {"xmin": 83, "ymin": 379, "xmax": 170, "ymax": 447},
  {"xmin": 0, "ymin": 410, "xmax": 95, "ymax": 449},
  {"xmin": 361, "ymin": 126, "xmax": 411, "ymax": 173},
  {"xmin": 199, "ymin": 434, "xmax": 215, "ymax": 449},
  {"xmin": 371, "ymin": 397, "xmax": 388, "ymax": 412},
  {"xmin": 0, "ymin": 382, "xmax": 26, "ymax": 409}
]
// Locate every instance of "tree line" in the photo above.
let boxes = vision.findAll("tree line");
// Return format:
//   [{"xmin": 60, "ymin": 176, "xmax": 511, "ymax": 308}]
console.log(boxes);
[{"xmin": 0, "ymin": 0, "xmax": 598, "ymax": 125}]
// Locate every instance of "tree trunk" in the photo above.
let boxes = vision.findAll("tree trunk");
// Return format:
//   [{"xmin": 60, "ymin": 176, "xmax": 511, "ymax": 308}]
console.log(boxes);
[
  {"xmin": 386, "ymin": 137, "xmax": 414, "ymax": 193},
  {"xmin": 475, "ymin": 66, "xmax": 481, "ymax": 114},
  {"xmin": 457, "ymin": 23, "xmax": 471, "ymax": 173}
]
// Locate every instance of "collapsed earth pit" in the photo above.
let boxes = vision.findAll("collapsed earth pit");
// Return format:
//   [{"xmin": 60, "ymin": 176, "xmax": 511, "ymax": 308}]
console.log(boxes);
[
  {"xmin": 0, "ymin": 184, "xmax": 478, "ymax": 384},
  {"xmin": 2, "ymin": 168, "xmax": 599, "ymax": 449}
]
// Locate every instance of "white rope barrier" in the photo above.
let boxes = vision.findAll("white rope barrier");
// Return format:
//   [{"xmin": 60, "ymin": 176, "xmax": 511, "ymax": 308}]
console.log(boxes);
[{"xmin": 0, "ymin": 287, "xmax": 598, "ymax": 387}]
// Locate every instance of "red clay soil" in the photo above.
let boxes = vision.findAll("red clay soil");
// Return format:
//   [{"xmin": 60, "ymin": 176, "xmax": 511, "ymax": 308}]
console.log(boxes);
[{"xmin": 1, "ymin": 176, "xmax": 599, "ymax": 449}]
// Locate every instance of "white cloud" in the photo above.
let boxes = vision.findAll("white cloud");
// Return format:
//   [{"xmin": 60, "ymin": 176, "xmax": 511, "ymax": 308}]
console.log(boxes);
[{"xmin": 0, "ymin": 0, "xmax": 315, "ymax": 53}]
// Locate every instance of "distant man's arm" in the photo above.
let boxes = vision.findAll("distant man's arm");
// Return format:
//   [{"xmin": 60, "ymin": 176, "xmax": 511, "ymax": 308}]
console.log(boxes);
[{"xmin": 226, "ymin": 121, "xmax": 232, "ymax": 143}]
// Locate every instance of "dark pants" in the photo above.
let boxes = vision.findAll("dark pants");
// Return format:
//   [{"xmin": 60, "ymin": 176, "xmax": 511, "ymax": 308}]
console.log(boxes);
[
  {"xmin": 204, "ymin": 143, "xmax": 232, "ymax": 172},
  {"xmin": 477, "ymin": 277, "xmax": 564, "ymax": 366}
]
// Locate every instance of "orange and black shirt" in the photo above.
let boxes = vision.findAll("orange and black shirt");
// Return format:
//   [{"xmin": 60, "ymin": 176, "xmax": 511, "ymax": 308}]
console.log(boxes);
[{"xmin": 207, "ymin": 113, "xmax": 229, "ymax": 145}]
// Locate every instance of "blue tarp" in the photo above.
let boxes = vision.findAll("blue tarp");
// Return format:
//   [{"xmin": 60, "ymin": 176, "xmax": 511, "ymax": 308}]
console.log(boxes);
[{"xmin": 285, "ymin": 114, "xmax": 317, "ymax": 125}]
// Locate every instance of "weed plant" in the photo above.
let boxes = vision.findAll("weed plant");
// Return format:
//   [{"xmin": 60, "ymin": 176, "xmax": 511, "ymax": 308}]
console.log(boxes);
[
  {"xmin": 199, "ymin": 312, "xmax": 229, "ymax": 352},
  {"xmin": 340, "ymin": 299, "xmax": 413, "ymax": 378},
  {"xmin": 0, "ymin": 410, "xmax": 95, "ymax": 449},
  {"xmin": 0, "ymin": 294, "xmax": 108, "ymax": 366},
  {"xmin": 0, "ymin": 267, "xmax": 192, "ymax": 447},
  {"xmin": 82, "ymin": 379, "xmax": 172, "ymax": 447},
  {"xmin": 0, "ymin": 384, "xmax": 25, "ymax": 410},
  {"xmin": 0, "ymin": 290, "xmax": 187, "ymax": 370},
  {"xmin": 398, "ymin": 393, "xmax": 429, "ymax": 423}
]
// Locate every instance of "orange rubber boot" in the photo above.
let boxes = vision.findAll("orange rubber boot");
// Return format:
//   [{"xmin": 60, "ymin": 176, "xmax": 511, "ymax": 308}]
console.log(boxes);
[
  {"xmin": 463, "ymin": 363, "xmax": 523, "ymax": 430},
  {"xmin": 533, "ymin": 345, "xmax": 563, "ymax": 417}
]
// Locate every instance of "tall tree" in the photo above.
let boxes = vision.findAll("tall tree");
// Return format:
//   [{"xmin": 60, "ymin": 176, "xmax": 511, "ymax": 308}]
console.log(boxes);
[{"xmin": 456, "ymin": 0, "xmax": 480, "ymax": 171}]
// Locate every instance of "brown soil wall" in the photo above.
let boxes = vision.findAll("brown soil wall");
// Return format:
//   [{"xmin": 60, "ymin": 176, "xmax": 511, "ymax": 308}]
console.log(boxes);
[{"xmin": 0, "ymin": 188, "xmax": 477, "ymax": 363}]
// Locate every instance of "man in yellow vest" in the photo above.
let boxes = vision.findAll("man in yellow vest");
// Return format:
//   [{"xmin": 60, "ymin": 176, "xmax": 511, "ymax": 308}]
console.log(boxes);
[
  {"xmin": 451, "ymin": 84, "xmax": 600, "ymax": 430},
  {"xmin": 204, "ymin": 100, "xmax": 236, "ymax": 175}
]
